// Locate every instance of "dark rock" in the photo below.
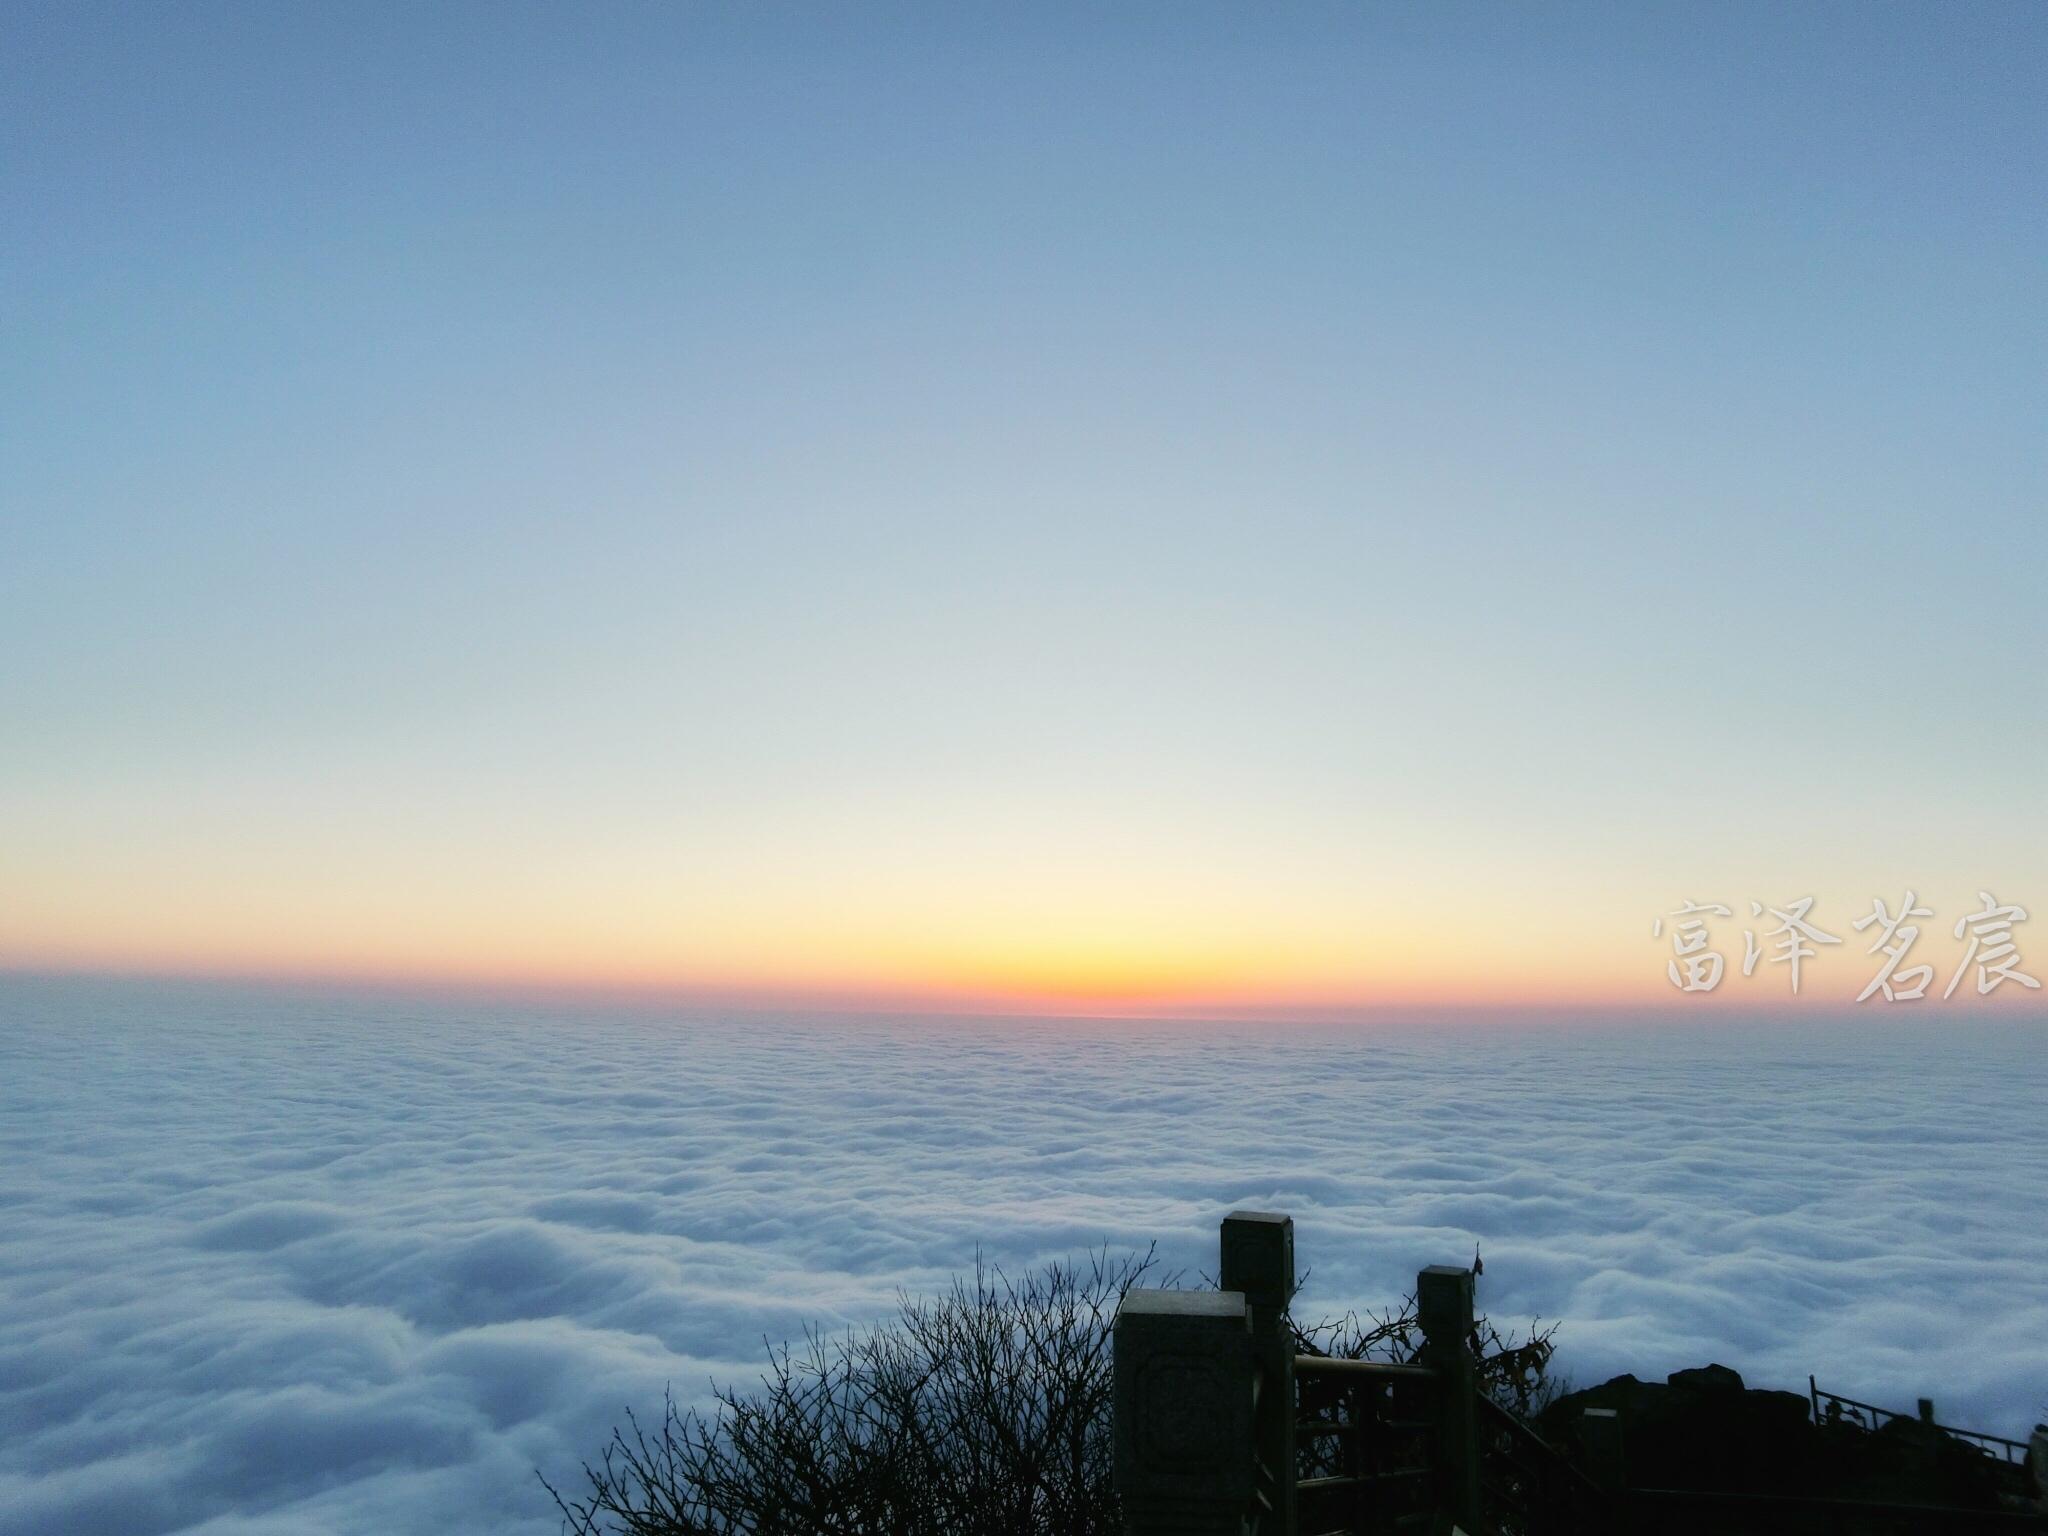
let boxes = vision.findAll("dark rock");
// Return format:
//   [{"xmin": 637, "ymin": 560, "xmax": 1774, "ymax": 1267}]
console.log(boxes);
[
  {"xmin": 1538, "ymin": 1364, "xmax": 2017, "ymax": 1517},
  {"xmin": 1667, "ymin": 1363, "xmax": 1744, "ymax": 1395}
]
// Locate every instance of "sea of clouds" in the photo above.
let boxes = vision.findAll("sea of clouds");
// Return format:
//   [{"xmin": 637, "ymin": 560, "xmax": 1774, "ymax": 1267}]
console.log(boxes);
[{"xmin": 2, "ymin": 977, "xmax": 2044, "ymax": 1534}]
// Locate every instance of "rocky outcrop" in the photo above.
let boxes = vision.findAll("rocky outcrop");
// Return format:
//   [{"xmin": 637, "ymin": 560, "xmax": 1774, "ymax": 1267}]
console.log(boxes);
[
  {"xmin": 1539, "ymin": 1363, "xmax": 1814, "ymax": 1496},
  {"xmin": 1537, "ymin": 1364, "xmax": 2025, "ymax": 1514}
]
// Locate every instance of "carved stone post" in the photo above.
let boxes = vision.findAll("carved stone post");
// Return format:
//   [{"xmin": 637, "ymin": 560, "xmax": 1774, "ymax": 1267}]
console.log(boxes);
[
  {"xmin": 1417, "ymin": 1264, "xmax": 1481, "ymax": 1534},
  {"xmin": 1220, "ymin": 1210, "xmax": 1295, "ymax": 1535},
  {"xmin": 1114, "ymin": 1288, "xmax": 1258, "ymax": 1535}
]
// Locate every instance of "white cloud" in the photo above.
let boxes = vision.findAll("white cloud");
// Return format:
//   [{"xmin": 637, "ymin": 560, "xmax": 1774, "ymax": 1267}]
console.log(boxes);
[{"xmin": 2, "ymin": 982, "xmax": 2043, "ymax": 1533}]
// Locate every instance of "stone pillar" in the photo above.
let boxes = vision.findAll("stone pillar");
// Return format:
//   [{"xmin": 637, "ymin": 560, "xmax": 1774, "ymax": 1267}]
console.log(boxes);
[
  {"xmin": 1418, "ymin": 1264, "xmax": 1481, "ymax": 1534},
  {"xmin": 1220, "ymin": 1210, "xmax": 1295, "ymax": 1536},
  {"xmin": 1113, "ymin": 1288, "xmax": 1258, "ymax": 1535}
]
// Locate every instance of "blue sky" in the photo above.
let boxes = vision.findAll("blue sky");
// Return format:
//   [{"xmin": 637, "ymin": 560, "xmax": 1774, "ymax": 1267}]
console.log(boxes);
[{"xmin": 4, "ymin": 3, "xmax": 2044, "ymax": 1003}]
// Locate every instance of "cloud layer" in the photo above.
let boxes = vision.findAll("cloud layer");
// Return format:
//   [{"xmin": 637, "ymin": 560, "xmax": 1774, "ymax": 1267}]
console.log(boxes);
[{"xmin": 3, "ymin": 980, "xmax": 2044, "ymax": 1534}]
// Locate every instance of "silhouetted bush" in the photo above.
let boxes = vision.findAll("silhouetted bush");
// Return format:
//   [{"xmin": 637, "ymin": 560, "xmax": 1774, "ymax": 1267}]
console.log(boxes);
[{"xmin": 544, "ymin": 1249, "xmax": 1557, "ymax": 1535}]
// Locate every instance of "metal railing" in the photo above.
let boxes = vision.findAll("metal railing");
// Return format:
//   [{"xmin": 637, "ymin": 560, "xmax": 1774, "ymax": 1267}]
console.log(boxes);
[{"xmin": 1810, "ymin": 1376, "xmax": 2034, "ymax": 1466}]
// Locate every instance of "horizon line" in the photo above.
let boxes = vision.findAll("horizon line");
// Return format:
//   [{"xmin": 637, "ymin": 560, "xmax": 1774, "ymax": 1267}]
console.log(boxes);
[{"xmin": 5, "ymin": 959, "xmax": 2042, "ymax": 1025}]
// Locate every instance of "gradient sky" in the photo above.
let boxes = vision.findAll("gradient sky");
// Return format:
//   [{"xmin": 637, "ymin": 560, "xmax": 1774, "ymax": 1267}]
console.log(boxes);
[{"xmin": 4, "ymin": 3, "xmax": 2044, "ymax": 1011}]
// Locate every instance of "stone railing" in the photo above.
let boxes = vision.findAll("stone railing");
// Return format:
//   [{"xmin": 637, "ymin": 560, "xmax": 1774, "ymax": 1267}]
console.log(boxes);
[{"xmin": 1111, "ymin": 1209, "xmax": 1486, "ymax": 1536}]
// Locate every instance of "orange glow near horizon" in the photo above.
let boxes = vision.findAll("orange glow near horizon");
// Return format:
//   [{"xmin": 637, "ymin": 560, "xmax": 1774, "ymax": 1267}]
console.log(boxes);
[
  {"xmin": 10, "ymin": 830, "xmax": 2043, "ymax": 1017},
  {"xmin": 2, "ymin": 875, "xmax": 1664, "ymax": 1014},
  {"xmin": 14, "ymin": 941, "xmax": 2045, "ymax": 1018},
  {"xmin": 17, "ymin": 911, "xmax": 2024, "ymax": 1018}
]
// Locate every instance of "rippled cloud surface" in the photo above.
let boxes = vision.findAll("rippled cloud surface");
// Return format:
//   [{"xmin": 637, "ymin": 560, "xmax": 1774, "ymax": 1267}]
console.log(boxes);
[{"xmin": 4, "ymin": 981, "xmax": 2043, "ymax": 1534}]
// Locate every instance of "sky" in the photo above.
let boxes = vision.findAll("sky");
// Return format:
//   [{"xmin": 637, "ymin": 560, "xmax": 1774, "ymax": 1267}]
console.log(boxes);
[{"xmin": 4, "ymin": 3, "xmax": 2045, "ymax": 1011}]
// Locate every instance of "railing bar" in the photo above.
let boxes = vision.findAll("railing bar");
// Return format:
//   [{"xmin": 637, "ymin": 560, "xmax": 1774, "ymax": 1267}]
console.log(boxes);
[
  {"xmin": 1294, "ymin": 1355, "xmax": 1438, "ymax": 1380},
  {"xmin": 1300, "ymin": 1421, "xmax": 1405, "ymax": 1439},
  {"xmin": 1814, "ymin": 1385, "xmax": 2029, "ymax": 1453},
  {"xmin": 1300, "ymin": 1467, "xmax": 1436, "ymax": 1491},
  {"xmin": 1475, "ymin": 1393, "xmax": 1610, "ymax": 1499}
]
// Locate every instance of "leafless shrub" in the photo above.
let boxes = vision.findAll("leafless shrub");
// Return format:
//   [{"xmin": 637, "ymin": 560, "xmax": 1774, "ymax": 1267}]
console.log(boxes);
[{"xmin": 543, "ymin": 1248, "xmax": 1157, "ymax": 1535}]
